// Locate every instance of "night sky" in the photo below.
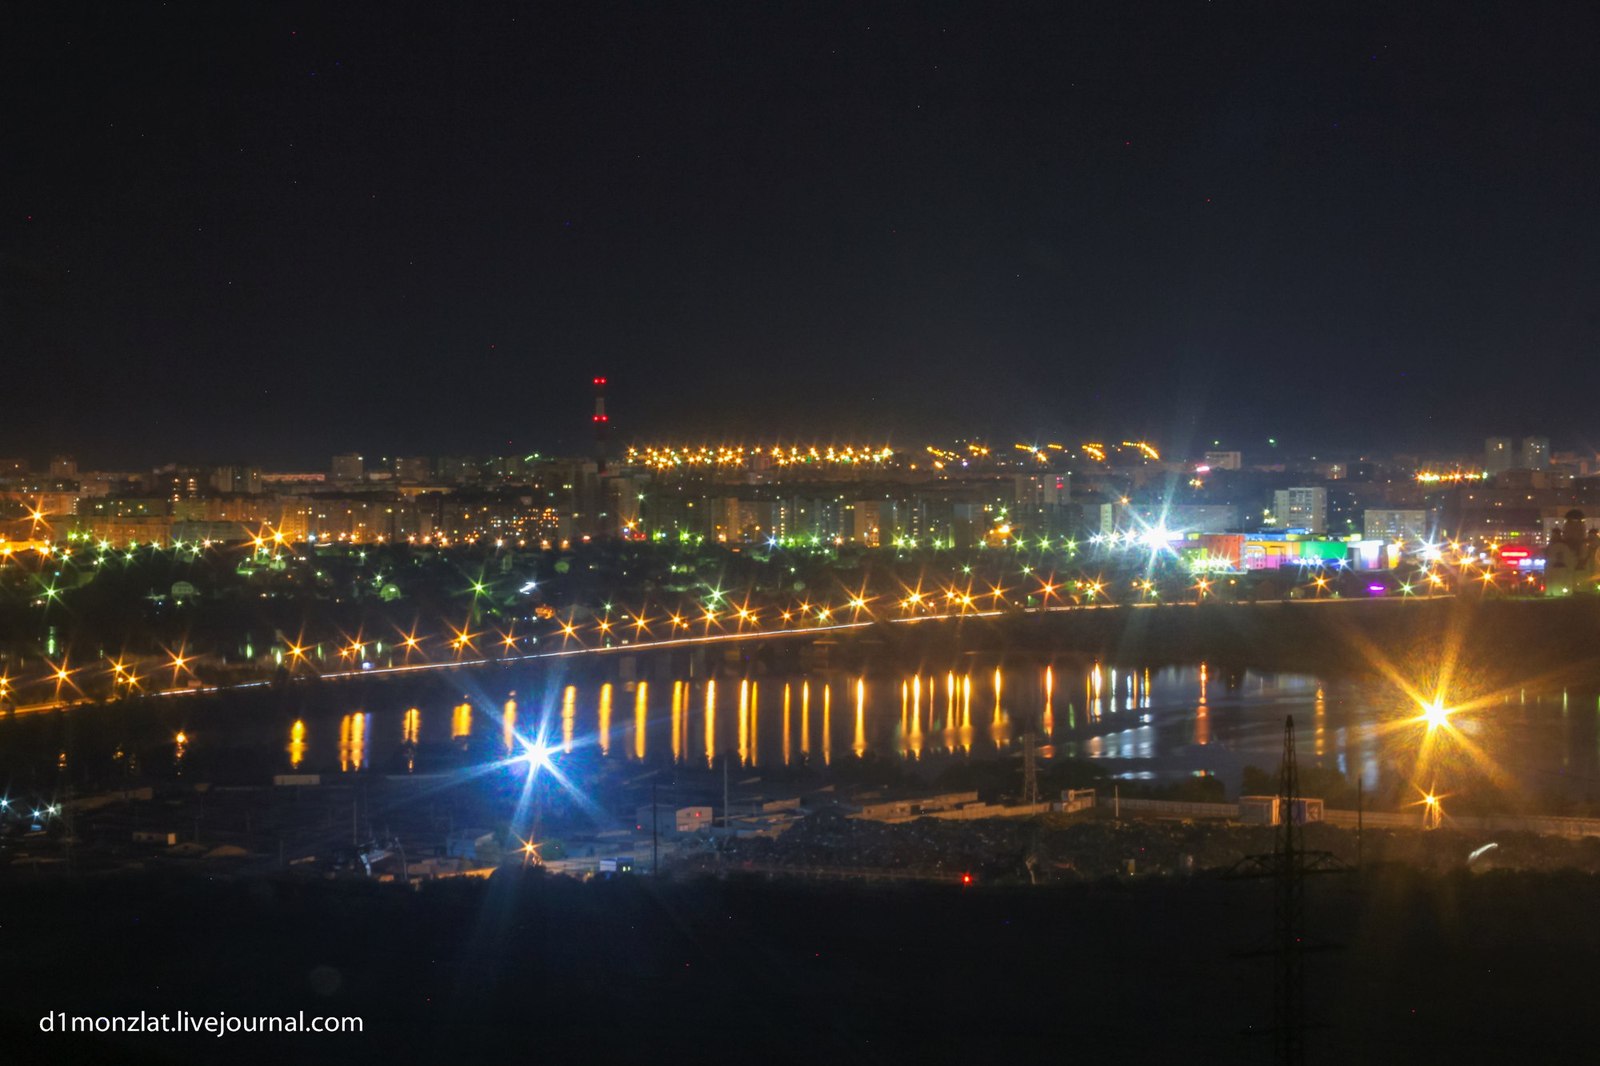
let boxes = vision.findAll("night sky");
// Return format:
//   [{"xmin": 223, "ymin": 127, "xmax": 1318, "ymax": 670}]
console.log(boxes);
[{"xmin": 7, "ymin": 3, "xmax": 1600, "ymax": 468}]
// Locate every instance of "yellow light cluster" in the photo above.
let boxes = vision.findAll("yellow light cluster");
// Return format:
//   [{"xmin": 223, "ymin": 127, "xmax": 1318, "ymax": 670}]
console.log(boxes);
[
  {"xmin": 1014, "ymin": 442, "xmax": 1068, "ymax": 463},
  {"xmin": 1415, "ymin": 471, "xmax": 1487, "ymax": 483},
  {"xmin": 769, "ymin": 445, "xmax": 893, "ymax": 466},
  {"xmin": 625, "ymin": 444, "xmax": 894, "ymax": 470},
  {"xmin": 1078, "ymin": 441, "xmax": 1159, "ymax": 462},
  {"xmin": 627, "ymin": 445, "xmax": 750, "ymax": 468}
]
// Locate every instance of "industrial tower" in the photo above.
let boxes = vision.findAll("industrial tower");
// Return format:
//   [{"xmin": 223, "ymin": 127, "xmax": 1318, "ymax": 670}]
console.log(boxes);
[{"xmin": 592, "ymin": 375, "xmax": 609, "ymax": 475}]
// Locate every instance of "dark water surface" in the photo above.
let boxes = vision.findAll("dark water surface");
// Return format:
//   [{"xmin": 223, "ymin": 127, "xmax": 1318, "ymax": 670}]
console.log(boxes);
[{"xmin": 4, "ymin": 657, "xmax": 1596, "ymax": 813}]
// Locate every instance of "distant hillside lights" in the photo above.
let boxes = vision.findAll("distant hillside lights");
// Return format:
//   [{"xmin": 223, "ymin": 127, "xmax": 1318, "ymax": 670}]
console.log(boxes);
[
  {"xmin": 1415, "ymin": 471, "xmax": 1487, "ymax": 484},
  {"xmin": 624, "ymin": 444, "xmax": 896, "ymax": 470}
]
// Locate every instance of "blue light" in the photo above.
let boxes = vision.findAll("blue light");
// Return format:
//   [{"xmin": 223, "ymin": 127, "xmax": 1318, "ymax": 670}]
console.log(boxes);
[{"xmin": 524, "ymin": 741, "xmax": 554, "ymax": 770}]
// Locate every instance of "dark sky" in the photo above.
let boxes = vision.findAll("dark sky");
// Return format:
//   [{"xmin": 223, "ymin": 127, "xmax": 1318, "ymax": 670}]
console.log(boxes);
[{"xmin": 7, "ymin": 2, "xmax": 1600, "ymax": 468}]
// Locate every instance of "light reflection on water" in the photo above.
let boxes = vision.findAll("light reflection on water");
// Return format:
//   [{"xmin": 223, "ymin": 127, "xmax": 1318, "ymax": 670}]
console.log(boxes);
[
  {"xmin": 289, "ymin": 718, "xmax": 307, "ymax": 768},
  {"xmin": 267, "ymin": 664, "xmax": 1329, "ymax": 778},
  {"xmin": 561, "ymin": 685, "xmax": 575, "ymax": 752},
  {"xmin": 337, "ymin": 712, "xmax": 368, "ymax": 772},
  {"xmin": 26, "ymin": 662, "xmax": 1600, "ymax": 805},
  {"xmin": 633, "ymin": 682, "xmax": 648, "ymax": 762}
]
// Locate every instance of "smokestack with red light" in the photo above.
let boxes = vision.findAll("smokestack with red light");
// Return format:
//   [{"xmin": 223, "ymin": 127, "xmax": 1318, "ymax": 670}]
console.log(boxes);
[{"xmin": 592, "ymin": 375, "xmax": 609, "ymax": 474}]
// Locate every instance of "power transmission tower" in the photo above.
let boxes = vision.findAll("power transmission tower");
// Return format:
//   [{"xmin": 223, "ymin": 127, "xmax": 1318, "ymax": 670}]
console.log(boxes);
[{"xmin": 1230, "ymin": 715, "xmax": 1347, "ymax": 1065}]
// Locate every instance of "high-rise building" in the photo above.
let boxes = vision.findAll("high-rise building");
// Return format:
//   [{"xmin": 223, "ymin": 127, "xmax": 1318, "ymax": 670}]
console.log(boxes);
[
  {"xmin": 1363, "ymin": 508, "xmax": 1431, "ymax": 542},
  {"xmin": 392, "ymin": 456, "xmax": 431, "ymax": 483},
  {"xmin": 209, "ymin": 465, "xmax": 262, "ymax": 494},
  {"xmin": 331, "ymin": 454, "xmax": 365, "ymax": 483},
  {"xmin": 1521, "ymin": 436, "xmax": 1550, "ymax": 471},
  {"xmin": 1485, "ymin": 437, "xmax": 1514, "ymax": 475},
  {"xmin": 1272, "ymin": 487, "xmax": 1327, "ymax": 534}
]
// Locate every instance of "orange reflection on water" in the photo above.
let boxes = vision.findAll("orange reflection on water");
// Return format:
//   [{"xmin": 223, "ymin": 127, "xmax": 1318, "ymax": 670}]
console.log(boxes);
[
  {"xmin": 801, "ymin": 682, "xmax": 811, "ymax": 757},
  {"xmin": 1314, "ymin": 685, "xmax": 1325, "ymax": 757},
  {"xmin": 852, "ymin": 679, "xmax": 865, "ymax": 758},
  {"xmin": 1043, "ymin": 666, "xmax": 1055, "ymax": 737},
  {"xmin": 704, "ymin": 679, "xmax": 717, "ymax": 767},
  {"xmin": 452, "ymin": 702, "xmax": 472, "ymax": 739},
  {"xmin": 822, "ymin": 682, "xmax": 832, "ymax": 764},
  {"xmin": 339, "ymin": 712, "xmax": 369, "ymax": 772},
  {"xmin": 738, "ymin": 680, "xmax": 751, "ymax": 765},
  {"xmin": 671, "ymin": 681, "xmax": 684, "ymax": 763},
  {"xmin": 503, "ymin": 698, "xmax": 518, "ymax": 754},
  {"xmin": 289, "ymin": 718, "xmax": 307, "ymax": 769},
  {"xmin": 598, "ymin": 683, "xmax": 613, "ymax": 756},
  {"xmin": 783, "ymin": 683, "xmax": 792, "ymax": 766},
  {"xmin": 561, "ymin": 685, "xmax": 576, "ymax": 752},
  {"xmin": 401, "ymin": 707, "xmax": 418, "ymax": 772},
  {"xmin": 634, "ymin": 681, "xmax": 648, "ymax": 760},
  {"xmin": 959, "ymin": 673, "xmax": 975, "ymax": 752}
]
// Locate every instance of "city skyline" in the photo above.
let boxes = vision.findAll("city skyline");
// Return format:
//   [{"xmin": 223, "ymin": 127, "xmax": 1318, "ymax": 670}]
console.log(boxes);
[
  {"xmin": 9, "ymin": 3, "xmax": 1600, "ymax": 465},
  {"xmin": 0, "ymin": 427, "xmax": 1578, "ymax": 475}
]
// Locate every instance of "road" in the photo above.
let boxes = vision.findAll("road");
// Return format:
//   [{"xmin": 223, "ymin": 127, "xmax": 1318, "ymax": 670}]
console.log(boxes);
[{"xmin": 0, "ymin": 592, "xmax": 1445, "ymax": 717}]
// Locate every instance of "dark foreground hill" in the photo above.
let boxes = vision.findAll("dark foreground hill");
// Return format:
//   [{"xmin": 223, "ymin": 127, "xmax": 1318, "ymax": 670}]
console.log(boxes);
[{"xmin": 1, "ymin": 864, "xmax": 1594, "ymax": 1065}]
